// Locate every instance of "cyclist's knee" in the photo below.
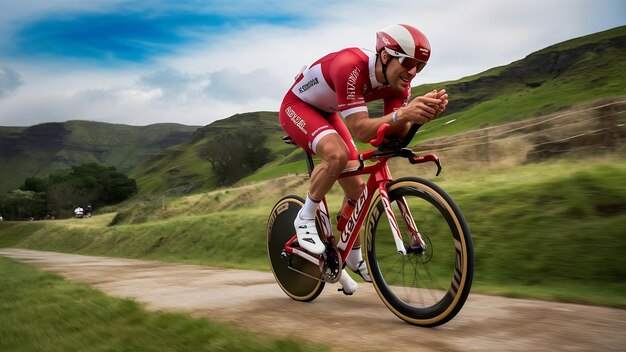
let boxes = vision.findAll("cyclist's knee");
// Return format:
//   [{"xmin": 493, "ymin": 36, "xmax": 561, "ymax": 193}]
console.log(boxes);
[
  {"xmin": 319, "ymin": 151, "xmax": 348, "ymax": 176},
  {"xmin": 326, "ymin": 149, "xmax": 349, "ymax": 168},
  {"xmin": 317, "ymin": 135, "xmax": 349, "ymax": 170}
]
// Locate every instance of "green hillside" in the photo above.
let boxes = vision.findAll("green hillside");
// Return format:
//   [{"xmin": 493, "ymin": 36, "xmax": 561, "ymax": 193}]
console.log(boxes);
[
  {"xmin": 131, "ymin": 25, "xmax": 626, "ymax": 196},
  {"xmin": 129, "ymin": 111, "xmax": 296, "ymax": 196},
  {"xmin": 401, "ymin": 25, "xmax": 626, "ymax": 139},
  {"xmin": 0, "ymin": 121, "xmax": 199, "ymax": 192},
  {"xmin": 2, "ymin": 26, "xmax": 625, "ymax": 198}
]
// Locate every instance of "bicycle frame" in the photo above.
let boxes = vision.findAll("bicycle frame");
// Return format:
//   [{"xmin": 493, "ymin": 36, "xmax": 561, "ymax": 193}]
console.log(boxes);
[{"xmin": 282, "ymin": 124, "xmax": 437, "ymax": 276}]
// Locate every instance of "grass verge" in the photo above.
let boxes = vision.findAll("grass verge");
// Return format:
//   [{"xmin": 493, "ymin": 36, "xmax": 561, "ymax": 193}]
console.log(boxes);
[
  {"xmin": 0, "ymin": 256, "xmax": 327, "ymax": 352},
  {"xmin": 1, "ymin": 158, "xmax": 625, "ymax": 308}
]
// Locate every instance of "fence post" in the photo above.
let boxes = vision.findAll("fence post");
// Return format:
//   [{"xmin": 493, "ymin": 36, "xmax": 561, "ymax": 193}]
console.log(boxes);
[
  {"xmin": 598, "ymin": 103, "xmax": 620, "ymax": 151},
  {"xmin": 482, "ymin": 128, "xmax": 491, "ymax": 165}
]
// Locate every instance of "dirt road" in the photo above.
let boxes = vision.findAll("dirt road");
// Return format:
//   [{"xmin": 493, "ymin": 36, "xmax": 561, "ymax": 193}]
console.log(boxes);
[{"xmin": 1, "ymin": 248, "xmax": 624, "ymax": 352}]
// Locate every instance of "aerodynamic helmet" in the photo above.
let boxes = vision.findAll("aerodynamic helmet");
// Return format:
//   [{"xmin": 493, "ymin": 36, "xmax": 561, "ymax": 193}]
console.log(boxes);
[{"xmin": 376, "ymin": 24, "xmax": 430, "ymax": 72}]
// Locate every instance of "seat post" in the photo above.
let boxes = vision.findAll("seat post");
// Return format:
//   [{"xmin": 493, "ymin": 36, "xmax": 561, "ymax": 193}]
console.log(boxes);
[
  {"xmin": 305, "ymin": 151, "xmax": 315, "ymax": 176},
  {"xmin": 282, "ymin": 135, "xmax": 316, "ymax": 177}
]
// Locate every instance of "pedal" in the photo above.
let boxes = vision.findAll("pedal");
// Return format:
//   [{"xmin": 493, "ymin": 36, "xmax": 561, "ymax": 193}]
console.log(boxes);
[{"xmin": 338, "ymin": 288, "xmax": 354, "ymax": 296}]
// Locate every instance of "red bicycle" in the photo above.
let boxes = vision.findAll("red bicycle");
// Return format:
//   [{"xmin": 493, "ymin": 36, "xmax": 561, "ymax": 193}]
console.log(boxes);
[{"xmin": 267, "ymin": 124, "xmax": 474, "ymax": 327}]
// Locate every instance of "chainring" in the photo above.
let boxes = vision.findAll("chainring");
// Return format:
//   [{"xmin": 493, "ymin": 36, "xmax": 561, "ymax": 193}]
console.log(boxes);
[{"xmin": 320, "ymin": 243, "xmax": 342, "ymax": 283}]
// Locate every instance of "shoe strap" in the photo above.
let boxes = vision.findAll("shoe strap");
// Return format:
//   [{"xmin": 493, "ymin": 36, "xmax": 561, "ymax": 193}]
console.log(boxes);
[{"xmin": 351, "ymin": 260, "xmax": 366, "ymax": 277}]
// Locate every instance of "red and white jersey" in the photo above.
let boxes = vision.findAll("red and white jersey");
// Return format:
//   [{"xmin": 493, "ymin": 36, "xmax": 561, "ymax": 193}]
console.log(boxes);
[{"xmin": 290, "ymin": 48, "xmax": 410, "ymax": 118}]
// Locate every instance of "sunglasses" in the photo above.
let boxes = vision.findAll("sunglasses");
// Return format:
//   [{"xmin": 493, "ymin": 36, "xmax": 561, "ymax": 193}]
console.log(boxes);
[{"xmin": 385, "ymin": 48, "xmax": 428, "ymax": 73}]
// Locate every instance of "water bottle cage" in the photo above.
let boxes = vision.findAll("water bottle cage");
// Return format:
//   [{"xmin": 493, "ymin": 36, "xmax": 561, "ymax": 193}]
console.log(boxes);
[{"xmin": 336, "ymin": 199, "xmax": 356, "ymax": 231}]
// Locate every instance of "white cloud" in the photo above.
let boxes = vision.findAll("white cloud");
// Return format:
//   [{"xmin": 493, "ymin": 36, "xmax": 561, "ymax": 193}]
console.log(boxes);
[
  {"xmin": 0, "ymin": 67, "xmax": 24, "ymax": 98},
  {"xmin": 205, "ymin": 68, "xmax": 285, "ymax": 102},
  {"xmin": 138, "ymin": 68, "xmax": 205, "ymax": 102}
]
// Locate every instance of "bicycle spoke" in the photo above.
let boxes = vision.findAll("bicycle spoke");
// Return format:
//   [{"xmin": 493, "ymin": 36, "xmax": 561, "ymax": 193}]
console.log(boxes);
[{"xmin": 386, "ymin": 245, "xmax": 443, "ymax": 308}]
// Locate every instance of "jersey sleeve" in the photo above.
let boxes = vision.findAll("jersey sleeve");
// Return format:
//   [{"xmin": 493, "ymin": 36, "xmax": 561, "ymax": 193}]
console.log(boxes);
[{"xmin": 328, "ymin": 51, "xmax": 369, "ymax": 118}]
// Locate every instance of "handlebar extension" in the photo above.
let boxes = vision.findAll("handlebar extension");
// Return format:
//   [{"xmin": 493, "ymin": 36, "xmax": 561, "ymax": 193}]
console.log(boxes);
[{"xmin": 370, "ymin": 123, "xmax": 423, "ymax": 151}]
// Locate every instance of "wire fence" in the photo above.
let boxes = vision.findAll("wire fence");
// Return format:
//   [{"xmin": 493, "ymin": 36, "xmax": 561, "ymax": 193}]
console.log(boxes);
[{"xmin": 408, "ymin": 100, "xmax": 626, "ymax": 165}]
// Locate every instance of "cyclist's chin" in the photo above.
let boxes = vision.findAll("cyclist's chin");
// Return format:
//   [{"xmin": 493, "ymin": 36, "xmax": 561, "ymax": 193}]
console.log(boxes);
[{"xmin": 391, "ymin": 78, "xmax": 410, "ymax": 91}]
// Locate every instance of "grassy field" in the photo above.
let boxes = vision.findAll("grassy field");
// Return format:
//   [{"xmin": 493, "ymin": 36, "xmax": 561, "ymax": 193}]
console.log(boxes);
[
  {"xmin": 0, "ymin": 256, "xmax": 326, "ymax": 352},
  {"xmin": 1, "ymin": 157, "xmax": 625, "ymax": 308}
]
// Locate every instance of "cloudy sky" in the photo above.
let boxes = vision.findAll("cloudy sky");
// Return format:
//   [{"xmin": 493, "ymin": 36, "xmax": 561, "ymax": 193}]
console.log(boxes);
[{"xmin": 0, "ymin": 0, "xmax": 624, "ymax": 127}]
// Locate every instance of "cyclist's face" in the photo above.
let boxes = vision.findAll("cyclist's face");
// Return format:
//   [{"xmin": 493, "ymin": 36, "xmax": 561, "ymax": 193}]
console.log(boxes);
[{"xmin": 386, "ymin": 55, "xmax": 418, "ymax": 91}]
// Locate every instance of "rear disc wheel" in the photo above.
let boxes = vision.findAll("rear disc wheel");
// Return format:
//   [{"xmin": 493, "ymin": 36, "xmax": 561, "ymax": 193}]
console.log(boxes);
[{"xmin": 267, "ymin": 195, "xmax": 325, "ymax": 302}]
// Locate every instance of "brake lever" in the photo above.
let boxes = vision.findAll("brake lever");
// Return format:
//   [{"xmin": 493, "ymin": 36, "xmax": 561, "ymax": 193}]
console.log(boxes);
[{"xmin": 409, "ymin": 154, "xmax": 443, "ymax": 176}]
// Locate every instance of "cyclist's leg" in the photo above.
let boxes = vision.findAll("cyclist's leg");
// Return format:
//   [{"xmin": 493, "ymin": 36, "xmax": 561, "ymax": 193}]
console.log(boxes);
[
  {"xmin": 279, "ymin": 94, "xmax": 350, "ymax": 197},
  {"xmin": 329, "ymin": 111, "xmax": 364, "ymax": 203},
  {"xmin": 279, "ymin": 95, "xmax": 349, "ymax": 255},
  {"xmin": 335, "ymin": 177, "xmax": 371, "ymax": 281},
  {"xmin": 311, "ymin": 116, "xmax": 364, "ymax": 291},
  {"xmin": 309, "ymin": 134, "xmax": 349, "ymax": 200},
  {"xmin": 329, "ymin": 114, "xmax": 371, "ymax": 282}
]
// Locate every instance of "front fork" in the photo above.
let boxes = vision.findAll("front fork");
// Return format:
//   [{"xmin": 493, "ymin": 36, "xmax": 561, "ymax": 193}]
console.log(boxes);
[{"xmin": 379, "ymin": 183, "xmax": 427, "ymax": 255}]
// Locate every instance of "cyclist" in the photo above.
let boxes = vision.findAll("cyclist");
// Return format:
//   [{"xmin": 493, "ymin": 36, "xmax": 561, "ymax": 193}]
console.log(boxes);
[{"xmin": 279, "ymin": 24, "xmax": 448, "ymax": 293}]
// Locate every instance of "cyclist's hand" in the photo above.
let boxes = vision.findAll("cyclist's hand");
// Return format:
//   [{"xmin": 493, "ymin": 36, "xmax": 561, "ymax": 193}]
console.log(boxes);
[
  {"xmin": 403, "ymin": 96, "xmax": 441, "ymax": 124},
  {"xmin": 424, "ymin": 89, "xmax": 449, "ymax": 118},
  {"xmin": 435, "ymin": 89, "xmax": 448, "ymax": 117}
]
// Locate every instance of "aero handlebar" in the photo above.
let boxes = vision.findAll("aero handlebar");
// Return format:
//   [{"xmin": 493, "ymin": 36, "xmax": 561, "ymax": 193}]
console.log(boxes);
[{"xmin": 370, "ymin": 123, "xmax": 423, "ymax": 151}]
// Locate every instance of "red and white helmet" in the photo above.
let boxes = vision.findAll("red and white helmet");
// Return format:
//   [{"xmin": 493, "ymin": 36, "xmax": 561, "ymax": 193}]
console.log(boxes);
[{"xmin": 376, "ymin": 24, "xmax": 430, "ymax": 72}]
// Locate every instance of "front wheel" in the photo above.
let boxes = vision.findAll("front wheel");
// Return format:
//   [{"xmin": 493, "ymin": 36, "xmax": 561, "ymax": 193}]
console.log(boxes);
[
  {"xmin": 364, "ymin": 177, "xmax": 474, "ymax": 327},
  {"xmin": 267, "ymin": 195, "xmax": 325, "ymax": 302}
]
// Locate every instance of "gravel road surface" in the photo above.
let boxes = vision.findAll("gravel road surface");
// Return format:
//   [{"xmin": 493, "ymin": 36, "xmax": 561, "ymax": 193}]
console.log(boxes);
[{"xmin": 1, "ymin": 248, "xmax": 624, "ymax": 352}]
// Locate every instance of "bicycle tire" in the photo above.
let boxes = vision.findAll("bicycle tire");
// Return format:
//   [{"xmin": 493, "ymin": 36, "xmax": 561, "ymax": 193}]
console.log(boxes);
[
  {"xmin": 364, "ymin": 177, "xmax": 474, "ymax": 327},
  {"xmin": 267, "ymin": 195, "xmax": 325, "ymax": 302}
]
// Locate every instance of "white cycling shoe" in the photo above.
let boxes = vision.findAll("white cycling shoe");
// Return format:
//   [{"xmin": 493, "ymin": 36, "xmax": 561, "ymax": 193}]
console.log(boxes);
[
  {"xmin": 338, "ymin": 269, "xmax": 358, "ymax": 295},
  {"xmin": 294, "ymin": 210, "xmax": 325, "ymax": 255}
]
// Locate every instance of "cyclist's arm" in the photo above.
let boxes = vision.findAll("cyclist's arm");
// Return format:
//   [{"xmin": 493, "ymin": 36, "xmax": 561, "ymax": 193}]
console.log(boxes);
[{"xmin": 344, "ymin": 95, "xmax": 441, "ymax": 143}]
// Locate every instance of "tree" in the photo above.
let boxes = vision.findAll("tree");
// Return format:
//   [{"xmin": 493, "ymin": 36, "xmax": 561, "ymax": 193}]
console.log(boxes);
[
  {"xmin": 46, "ymin": 163, "xmax": 137, "ymax": 216},
  {"xmin": 20, "ymin": 177, "xmax": 48, "ymax": 193},
  {"xmin": 2, "ymin": 163, "xmax": 137, "ymax": 220},
  {"xmin": 0, "ymin": 190, "xmax": 47, "ymax": 220},
  {"xmin": 198, "ymin": 127, "xmax": 272, "ymax": 186}
]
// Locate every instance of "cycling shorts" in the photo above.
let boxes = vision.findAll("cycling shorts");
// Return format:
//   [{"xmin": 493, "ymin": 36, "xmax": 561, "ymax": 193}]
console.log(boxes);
[{"xmin": 279, "ymin": 90, "xmax": 358, "ymax": 160}]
